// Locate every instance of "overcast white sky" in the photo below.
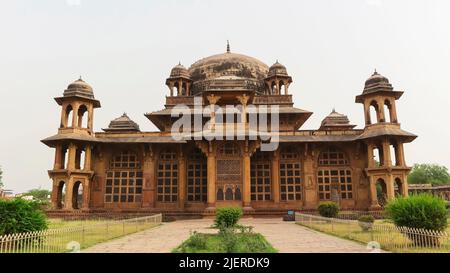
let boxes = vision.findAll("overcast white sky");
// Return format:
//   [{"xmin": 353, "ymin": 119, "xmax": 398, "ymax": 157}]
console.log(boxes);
[{"xmin": 0, "ymin": 0, "xmax": 449, "ymax": 193}]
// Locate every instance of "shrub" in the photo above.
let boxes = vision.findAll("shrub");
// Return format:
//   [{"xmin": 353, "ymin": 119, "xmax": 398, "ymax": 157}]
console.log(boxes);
[
  {"xmin": 317, "ymin": 201, "xmax": 339, "ymax": 218},
  {"xmin": 185, "ymin": 231, "xmax": 207, "ymax": 249},
  {"xmin": 215, "ymin": 207, "xmax": 243, "ymax": 229},
  {"xmin": 219, "ymin": 227, "xmax": 238, "ymax": 253},
  {"xmin": 358, "ymin": 215, "xmax": 375, "ymax": 223},
  {"xmin": 358, "ymin": 215, "xmax": 375, "ymax": 232},
  {"xmin": 385, "ymin": 194, "xmax": 448, "ymax": 246},
  {"xmin": 0, "ymin": 198, "xmax": 48, "ymax": 235}
]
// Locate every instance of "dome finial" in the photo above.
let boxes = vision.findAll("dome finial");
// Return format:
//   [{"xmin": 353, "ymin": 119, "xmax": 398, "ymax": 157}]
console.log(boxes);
[
  {"xmin": 226, "ymin": 40, "xmax": 230, "ymax": 53},
  {"xmin": 78, "ymin": 75, "xmax": 83, "ymax": 81}
]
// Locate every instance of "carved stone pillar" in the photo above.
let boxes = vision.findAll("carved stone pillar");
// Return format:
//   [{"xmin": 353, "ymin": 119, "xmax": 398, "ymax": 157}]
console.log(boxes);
[
  {"xmin": 243, "ymin": 152, "xmax": 251, "ymax": 209},
  {"xmin": 206, "ymin": 149, "xmax": 216, "ymax": 210},
  {"xmin": 142, "ymin": 145, "xmax": 156, "ymax": 208},
  {"xmin": 369, "ymin": 176, "xmax": 380, "ymax": 209},
  {"xmin": 382, "ymin": 139, "xmax": 392, "ymax": 167},
  {"xmin": 64, "ymin": 179, "xmax": 74, "ymax": 210},
  {"xmin": 54, "ymin": 144, "xmax": 62, "ymax": 169},
  {"xmin": 178, "ymin": 147, "xmax": 187, "ymax": 209},
  {"xmin": 82, "ymin": 180, "xmax": 90, "ymax": 209},
  {"xmin": 271, "ymin": 149, "xmax": 280, "ymax": 203},
  {"xmin": 67, "ymin": 143, "xmax": 77, "ymax": 171},
  {"xmin": 84, "ymin": 145, "xmax": 92, "ymax": 171}
]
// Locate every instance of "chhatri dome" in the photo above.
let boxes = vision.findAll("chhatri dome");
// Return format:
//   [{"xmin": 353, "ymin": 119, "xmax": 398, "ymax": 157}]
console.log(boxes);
[
  {"xmin": 268, "ymin": 60, "xmax": 288, "ymax": 77},
  {"xmin": 63, "ymin": 77, "xmax": 95, "ymax": 99},
  {"xmin": 363, "ymin": 70, "xmax": 394, "ymax": 94},
  {"xmin": 169, "ymin": 63, "xmax": 190, "ymax": 79}
]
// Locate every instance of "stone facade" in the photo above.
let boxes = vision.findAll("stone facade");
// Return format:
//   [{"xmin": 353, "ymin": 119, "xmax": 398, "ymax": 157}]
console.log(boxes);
[{"xmin": 42, "ymin": 46, "xmax": 417, "ymax": 214}]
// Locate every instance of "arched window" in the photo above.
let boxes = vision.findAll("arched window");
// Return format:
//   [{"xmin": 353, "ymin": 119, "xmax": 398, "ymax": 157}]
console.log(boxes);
[
  {"xmin": 279, "ymin": 82, "xmax": 286, "ymax": 95},
  {"xmin": 105, "ymin": 151, "xmax": 143, "ymax": 203},
  {"xmin": 77, "ymin": 105, "xmax": 88, "ymax": 128},
  {"xmin": 56, "ymin": 181, "xmax": 66, "ymax": 209},
  {"xmin": 384, "ymin": 100, "xmax": 391, "ymax": 123},
  {"xmin": 187, "ymin": 148, "xmax": 207, "ymax": 202},
  {"xmin": 317, "ymin": 147, "xmax": 353, "ymax": 201},
  {"xmin": 72, "ymin": 181, "xmax": 83, "ymax": 209},
  {"xmin": 394, "ymin": 177, "xmax": 403, "ymax": 197},
  {"xmin": 65, "ymin": 105, "xmax": 73, "ymax": 127},
  {"xmin": 157, "ymin": 149, "xmax": 178, "ymax": 202},
  {"xmin": 75, "ymin": 147, "xmax": 85, "ymax": 170},
  {"xmin": 217, "ymin": 188, "xmax": 224, "ymax": 201},
  {"xmin": 251, "ymin": 150, "xmax": 271, "ymax": 201},
  {"xmin": 369, "ymin": 101, "xmax": 379, "ymax": 124},
  {"xmin": 234, "ymin": 187, "xmax": 242, "ymax": 200},
  {"xmin": 279, "ymin": 147, "xmax": 302, "ymax": 201},
  {"xmin": 225, "ymin": 186, "xmax": 234, "ymax": 200},
  {"xmin": 376, "ymin": 178, "xmax": 387, "ymax": 206}
]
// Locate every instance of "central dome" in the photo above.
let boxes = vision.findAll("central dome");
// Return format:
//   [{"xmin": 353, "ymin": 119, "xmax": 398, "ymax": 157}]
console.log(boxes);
[{"xmin": 188, "ymin": 52, "xmax": 269, "ymax": 82}]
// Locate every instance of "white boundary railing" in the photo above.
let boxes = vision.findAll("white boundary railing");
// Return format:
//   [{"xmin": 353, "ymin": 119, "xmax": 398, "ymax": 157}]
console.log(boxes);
[
  {"xmin": 0, "ymin": 214, "xmax": 162, "ymax": 253},
  {"xmin": 295, "ymin": 213, "xmax": 450, "ymax": 253}
]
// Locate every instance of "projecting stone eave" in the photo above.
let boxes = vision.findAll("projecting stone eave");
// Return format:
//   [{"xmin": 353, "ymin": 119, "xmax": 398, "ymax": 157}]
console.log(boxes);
[
  {"xmin": 54, "ymin": 95, "xmax": 101, "ymax": 108},
  {"xmin": 355, "ymin": 90, "xmax": 404, "ymax": 103}
]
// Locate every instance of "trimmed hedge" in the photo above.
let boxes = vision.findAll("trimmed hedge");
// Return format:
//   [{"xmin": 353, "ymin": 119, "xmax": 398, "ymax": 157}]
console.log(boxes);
[
  {"xmin": 0, "ymin": 198, "xmax": 48, "ymax": 235},
  {"xmin": 215, "ymin": 207, "xmax": 243, "ymax": 228},
  {"xmin": 317, "ymin": 201, "xmax": 339, "ymax": 218}
]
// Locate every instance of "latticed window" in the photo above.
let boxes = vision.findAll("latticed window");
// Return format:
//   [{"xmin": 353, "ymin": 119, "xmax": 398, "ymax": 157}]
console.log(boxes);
[
  {"xmin": 157, "ymin": 149, "xmax": 178, "ymax": 202},
  {"xmin": 218, "ymin": 142, "xmax": 239, "ymax": 156},
  {"xmin": 187, "ymin": 149, "xmax": 207, "ymax": 202},
  {"xmin": 318, "ymin": 147, "xmax": 349, "ymax": 165},
  {"xmin": 251, "ymin": 151, "xmax": 271, "ymax": 201},
  {"xmin": 317, "ymin": 147, "xmax": 353, "ymax": 200},
  {"xmin": 105, "ymin": 151, "xmax": 142, "ymax": 203},
  {"xmin": 279, "ymin": 148, "xmax": 302, "ymax": 201}
]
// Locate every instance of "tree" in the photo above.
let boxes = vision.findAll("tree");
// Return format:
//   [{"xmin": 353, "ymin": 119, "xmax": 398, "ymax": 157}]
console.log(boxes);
[
  {"xmin": 23, "ymin": 188, "xmax": 51, "ymax": 202},
  {"xmin": 408, "ymin": 164, "xmax": 450, "ymax": 186},
  {"xmin": 0, "ymin": 165, "xmax": 3, "ymax": 189}
]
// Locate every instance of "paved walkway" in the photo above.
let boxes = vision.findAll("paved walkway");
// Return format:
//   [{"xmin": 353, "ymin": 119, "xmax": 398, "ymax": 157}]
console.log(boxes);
[{"xmin": 84, "ymin": 218, "xmax": 372, "ymax": 253}]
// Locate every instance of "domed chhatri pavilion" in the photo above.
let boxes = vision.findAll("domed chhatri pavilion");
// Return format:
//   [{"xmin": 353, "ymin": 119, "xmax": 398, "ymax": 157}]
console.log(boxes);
[{"xmin": 42, "ymin": 44, "xmax": 416, "ymax": 215}]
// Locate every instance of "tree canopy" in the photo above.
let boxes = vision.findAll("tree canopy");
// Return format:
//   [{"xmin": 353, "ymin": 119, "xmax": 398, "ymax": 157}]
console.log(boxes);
[
  {"xmin": 0, "ymin": 166, "xmax": 3, "ymax": 189},
  {"xmin": 408, "ymin": 164, "xmax": 450, "ymax": 186},
  {"xmin": 23, "ymin": 188, "xmax": 51, "ymax": 202}
]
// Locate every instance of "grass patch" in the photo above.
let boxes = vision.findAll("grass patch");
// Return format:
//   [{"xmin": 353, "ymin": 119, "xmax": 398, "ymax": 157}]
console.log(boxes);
[
  {"xmin": 172, "ymin": 232, "xmax": 277, "ymax": 253},
  {"xmin": 296, "ymin": 218, "xmax": 450, "ymax": 253}
]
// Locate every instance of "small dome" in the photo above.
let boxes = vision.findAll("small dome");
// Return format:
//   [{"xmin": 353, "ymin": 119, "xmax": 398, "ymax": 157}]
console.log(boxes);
[
  {"xmin": 319, "ymin": 109, "xmax": 356, "ymax": 130},
  {"xmin": 268, "ymin": 61, "xmax": 288, "ymax": 77},
  {"xmin": 169, "ymin": 63, "xmax": 190, "ymax": 79},
  {"xmin": 363, "ymin": 70, "xmax": 393, "ymax": 93},
  {"xmin": 103, "ymin": 113, "xmax": 140, "ymax": 132},
  {"xmin": 64, "ymin": 77, "xmax": 94, "ymax": 99}
]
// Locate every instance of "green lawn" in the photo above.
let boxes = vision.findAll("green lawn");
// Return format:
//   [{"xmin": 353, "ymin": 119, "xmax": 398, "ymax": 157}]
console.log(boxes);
[
  {"xmin": 2, "ymin": 217, "xmax": 161, "ymax": 253},
  {"xmin": 296, "ymin": 217, "xmax": 450, "ymax": 253},
  {"xmin": 172, "ymin": 232, "xmax": 277, "ymax": 253}
]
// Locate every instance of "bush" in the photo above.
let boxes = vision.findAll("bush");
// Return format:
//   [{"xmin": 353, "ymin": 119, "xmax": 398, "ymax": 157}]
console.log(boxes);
[
  {"xmin": 219, "ymin": 227, "xmax": 238, "ymax": 253},
  {"xmin": 185, "ymin": 231, "xmax": 207, "ymax": 249},
  {"xmin": 0, "ymin": 198, "xmax": 48, "ymax": 235},
  {"xmin": 317, "ymin": 201, "xmax": 339, "ymax": 218},
  {"xmin": 358, "ymin": 215, "xmax": 375, "ymax": 223},
  {"xmin": 385, "ymin": 194, "xmax": 448, "ymax": 246},
  {"xmin": 358, "ymin": 215, "xmax": 375, "ymax": 232},
  {"xmin": 215, "ymin": 207, "xmax": 243, "ymax": 229}
]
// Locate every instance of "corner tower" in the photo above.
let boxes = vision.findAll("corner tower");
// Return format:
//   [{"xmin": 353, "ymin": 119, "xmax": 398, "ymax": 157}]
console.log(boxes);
[
  {"xmin": 356, "ymin": 71, "xmax": 416, "ymax": 209},
  {"xmin": 46, "ymin": 78, "xmax": 101, "ymax": 210}
]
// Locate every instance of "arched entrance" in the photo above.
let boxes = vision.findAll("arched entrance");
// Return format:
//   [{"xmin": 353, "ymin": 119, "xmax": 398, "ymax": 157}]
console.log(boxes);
[
  {"xmin": 56, "ymin": 181, "xmax": 66, "ymax": 209},
  {"xmin": 72, "ymin": 181, "xmax": 83, "ymax": 209},
  {"xmin": 376, "ymin": 178, "xmax": 387, "ymax": 207},
  {"xmin": 394, "ymin": 178, "xmax": 403, "ymax": 197}
]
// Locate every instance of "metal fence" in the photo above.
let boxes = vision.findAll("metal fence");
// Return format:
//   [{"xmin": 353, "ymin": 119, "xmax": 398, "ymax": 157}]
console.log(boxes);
[
  {"xmin": 0, "ymin": 214, "xmax": 162, "ymax": 253},
  {"xmin": 295, "ymin": 213, "xmax": 450, "ymax": 253}
]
